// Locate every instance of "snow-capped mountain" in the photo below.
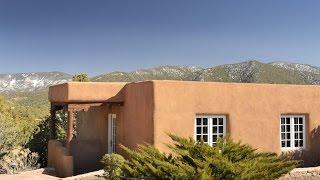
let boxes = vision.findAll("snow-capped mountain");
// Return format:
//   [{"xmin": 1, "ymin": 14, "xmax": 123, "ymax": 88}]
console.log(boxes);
[
  {"xmin": 0, "ymin": 72, "xmax": 72, "ymax": 92},
  {"xmin": 269, "ymin": 61, "xmax": 320, "ymax": 84},
  {"xmin": 92, "ymin": 65, "xmax": 204, "ymax": 82},
  {"xmin": 2, "ymin": 60, "xmax": 320, "ymax": 93},
  {"xmin": 270, "ymin": 61, "xmax": 320, "ymax": 74},
  {"xmin": 197, "ymin": 60, "xmax": 320, "ymax": 84},
  {"xmin": 92, "ymin": 60, "xmax": 320, "ymax": 85}
]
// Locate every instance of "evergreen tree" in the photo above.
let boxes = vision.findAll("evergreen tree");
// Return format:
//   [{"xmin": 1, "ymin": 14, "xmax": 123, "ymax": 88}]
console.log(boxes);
[
  {"xmin": 121, "ymin": 144, "xmax": 196, "ymax": 179},
  {"xmin": 115, "ymin": 134, "xmax": 298, "ymax": 180},
  {"xmin": 72, "ymin": 73, "xmax": 90, "ymax": 82}
]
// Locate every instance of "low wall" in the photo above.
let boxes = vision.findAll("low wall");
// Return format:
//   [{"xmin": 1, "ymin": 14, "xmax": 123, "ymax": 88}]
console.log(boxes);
[
  {"xmin": 48, "ymin": 140, "xmax": 74, "ymax": 177},
  {"xmin": 72, "ymin": 140, "xmax": 106, "ymax": 175}
]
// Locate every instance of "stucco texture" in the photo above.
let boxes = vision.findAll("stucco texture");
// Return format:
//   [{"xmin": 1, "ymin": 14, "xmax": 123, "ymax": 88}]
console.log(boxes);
[
  {"xmin": 152, "ymin": 81, "xmax": 320, "ymax": 166},
  {"xmin": 66, "ymin": 81, "xmax": 154, "ymax": 175},
  {"xmin": 48, "ymin": 80, "xmax": 320, "ymax": 176},
  {"xmin": 47, "ymin": 140, "xmax": 73, "ymax": 177},
  {"xmin": 49, "ymin": 82, "xmax": 126, "ymax": 103}
]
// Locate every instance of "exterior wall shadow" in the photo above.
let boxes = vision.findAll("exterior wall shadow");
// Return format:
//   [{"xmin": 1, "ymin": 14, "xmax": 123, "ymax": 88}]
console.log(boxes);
[{"xmin": 282, "ymin": 126, "xmax": 320, "ymax": 167}]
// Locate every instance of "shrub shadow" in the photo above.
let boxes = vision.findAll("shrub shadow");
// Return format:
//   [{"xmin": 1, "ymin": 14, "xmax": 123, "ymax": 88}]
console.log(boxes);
[{"xmin": 281, "ymin": 126, "xmax": 320, "ymax": 167}]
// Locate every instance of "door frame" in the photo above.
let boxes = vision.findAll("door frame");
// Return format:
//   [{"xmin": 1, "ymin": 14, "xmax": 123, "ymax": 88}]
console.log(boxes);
[{"xmin": 108, "ymin": 113, "xmax": 116, "ymax": 154}]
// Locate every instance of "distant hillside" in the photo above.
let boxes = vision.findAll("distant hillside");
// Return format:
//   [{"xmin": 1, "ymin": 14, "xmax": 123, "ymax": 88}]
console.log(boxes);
[
  {"xmin": 91, "ymin": 60, "xmax": 320, "ymax": 85},
  {"xmin": 92, "ymin": 65, "xmax": 203, "ymax": 82},
  {"xmin": 1, "ymin": 60, "xmax": 320, "ymax": 94},
  {"xmin": 198, "ymin": 61, "xmax": 307, "ymax": 84},
  {"xmin": 0, "ymin": 72, "xmax": 72, "ymax": 92}
]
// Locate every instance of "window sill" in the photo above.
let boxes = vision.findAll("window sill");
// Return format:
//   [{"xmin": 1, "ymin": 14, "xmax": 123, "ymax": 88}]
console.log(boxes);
[{"xmin": 281, "ymin": 147, "xmax": 306, "ymax": 152}]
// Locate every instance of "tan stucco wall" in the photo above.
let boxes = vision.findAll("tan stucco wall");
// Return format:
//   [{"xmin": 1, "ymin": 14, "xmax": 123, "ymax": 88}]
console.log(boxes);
[
  {"xmin": 152, "ymin": 81, "xmax": 320, "ymax": 165},
  {"xmin": 47, "ymin": 140, "xmax": 73, "ymax": 178},
  {"xmin": 49, "ymin": 82, "xmax": 126, "ymax": 103},
  {"xmin": 117, "ymin": 81, "xmax": 154, "ymax": 154},
  {"xmin": 48, "ymin": 82, "xmax": 127, "ymax": 175},
  {"xmin": 49, "ymin": 80, "xmax": 320, "ymax": 172},
  {"xmin": 69, "ymin": 81, "xmax": 154, "ymax": 174}
]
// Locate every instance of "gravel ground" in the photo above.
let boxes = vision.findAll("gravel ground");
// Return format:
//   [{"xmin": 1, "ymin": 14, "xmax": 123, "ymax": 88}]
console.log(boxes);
[
  {"xmin": 279, "ymin": 166, "xmax": 320, "ymax": 180},
  {"xmin": 3, "ymin": 167, "xmax": 320, "ymax": 180},
  {"xmin": 67, "ymin": 167, "xmax": 320, "ymax": 180},
  {"xmin": 0, "ymin": 168, "xmax": 57, "ymax": 180}
]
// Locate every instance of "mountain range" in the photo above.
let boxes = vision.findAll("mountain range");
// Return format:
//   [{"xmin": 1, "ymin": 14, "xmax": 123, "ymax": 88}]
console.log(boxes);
[
  {"xmin": 1, "ymin": 60, "xmax": 320, "ymax": 93},
  {"xmin": 0, "ymin": 72, "xmax": 72, "ymax": 92}
]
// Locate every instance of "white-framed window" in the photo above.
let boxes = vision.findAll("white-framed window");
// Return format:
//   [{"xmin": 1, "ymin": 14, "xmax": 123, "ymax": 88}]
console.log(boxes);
[
  {"xmin": 195, "ymin": 115, "xmax": 226, "ymax": 146},
  {"xmin": 280, "ymin": 115, "xmax": 306, "ymax": 150}
]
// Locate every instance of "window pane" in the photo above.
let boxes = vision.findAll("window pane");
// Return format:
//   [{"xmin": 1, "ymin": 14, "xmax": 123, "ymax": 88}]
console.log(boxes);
[
  {"xmin": 212, "ymin": 118, "xmax": 217, "ymax": 125},
  {"xmin": 218, "ymin": 126, "xmax": 223, "ymax": 133},
  {"xmin": 294, "ymin": 118, "xmax": 298, "ymax": 124},
  {"xmin": 281, "ymin": 125, "xmax": 285, "ymax": 132},
  {"xmin": 213, "ymin": 126, "xmax": 217, "ymax": 133},
  {"xmin": 212, "ymin": 135, "xmax": 217, "ymax": 142},
  {"xmin": 299, "ymin": 140, "xmax": 303, "ymax": 147},
  {"xmin": 196, "ymin": 118, "xmax": 202, "ymax": 125},
  {"xmin": 281, "ymin": 141, "xmax": 285, "ymax": 147},
  {"xmin": 294, "ymin": 133, "xmax": 298, "ymax": 139},
  {"xmin": 294, "ymin": 125, "xmax": 298, "ymax": 131},
  {"xmin": 203, "ymin": 127, "xmax": 208, "ymax": 134},
  {"xmin": 286, "ymin": 141, "xmax": 291, "ymax": 147},
  {"xmin": 286, "ymin": 125, "xmax": 290, "ymax": 131},
  {"xmin": 218, "ymin": 118, "xmax": 223, "ymax": 125},
  {"xmin": 299, "ymin": 118, "xmax": 303, "ymax": 124},
  {"xmin": 203, "ymin": 135, "xmax": 208, "ymax": 142},
  {"xmin": 295, "ymin": 140, "xmax": 298, "ymax": 147},
  {"xmin": 286, "ymin": 133, "xmax": 291, "ymax": 139},
  {"xmin": 299, "ymin": 133, "xmax": 303, "ymax": 139},
  {"xmin": 281, "ymin": 118, "xmax": 285, "ymax": 124},
  {"xmin": 299, "ymin": 125, "xmax": 303, "ymax": 131},
  {"xmin": 286, "ymin": 118, "xmax": 290, "ymax": 124},
  {"xmin": 203, "ymin": 118, "xmax": 208, "ymax": 125},
  {"xmin": 281, "ymin": 133, "xmax": 285, "ymax": 140},
  {"xmin": 196, "ymin": 127, "xmax": 201, "ymax": 134},
  {"xmin": 196, "ymin": 135, "xmax": 201, "ymax": 141}
]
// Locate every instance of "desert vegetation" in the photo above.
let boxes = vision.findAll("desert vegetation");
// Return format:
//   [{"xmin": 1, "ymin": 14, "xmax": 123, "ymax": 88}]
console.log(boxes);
[
  {"xmin": 72, "ymin": 73, "xmax": 90, "ymax": 82},
  {"xmin": 101, "ymin": 134, "xmax": 298, "ymax": 180},
  {"xmin": 0, "ymin": 96, "xmax": 42, "ymax": 173},
  {"xmin": 0, "ymin": 95, "xmax": 64, "ymax": 174}
]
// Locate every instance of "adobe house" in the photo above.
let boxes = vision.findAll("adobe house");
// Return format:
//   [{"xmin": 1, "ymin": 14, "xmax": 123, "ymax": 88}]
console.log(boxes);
[{"xmin": 48, "ymin": 80, "xmax": 320, "ymax": 177}]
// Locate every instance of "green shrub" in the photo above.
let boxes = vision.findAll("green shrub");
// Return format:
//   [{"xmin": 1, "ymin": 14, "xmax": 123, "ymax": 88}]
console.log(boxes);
[
  {"xmin": 0, "ymin": 96, "xmax": 39, "ymax": 156},
  {"xmin": 27, "ymin": 117, "xmax": 51, "ymax": 167},
  {"xmin": 72, "ymin": 73, "xmax": 90, "ymax": 82},
  {"xmin": 0, "ymin": 96, "xmax": 51, "ymax": 168},
  {"xmin": 119, "ymin": 134, "xmax": 298, "ymax": 180},
  {"xmin": 101, "ymin": 153, "xmax": 125, "ymax": 180}
]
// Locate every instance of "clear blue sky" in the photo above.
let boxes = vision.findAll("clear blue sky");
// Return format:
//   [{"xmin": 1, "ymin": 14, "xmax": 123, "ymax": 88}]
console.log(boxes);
[{"xmin": 1, "ymin": 0, "xmax": 320, "ymax": 75}]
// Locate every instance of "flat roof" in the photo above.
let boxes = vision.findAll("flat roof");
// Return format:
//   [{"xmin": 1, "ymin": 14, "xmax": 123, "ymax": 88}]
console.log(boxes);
[
  {"xmin": 49, "ymin": 80, "xmax": 320, "ymax": 103},
  {"xmin": 49, "ymin": 82, "xmax": 127, "ymax": 103}
]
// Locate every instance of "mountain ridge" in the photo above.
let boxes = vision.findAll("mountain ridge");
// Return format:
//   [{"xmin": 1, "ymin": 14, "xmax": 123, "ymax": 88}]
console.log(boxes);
[
  {"xmin": 1, "ymin": 60, "xmax": 320, "ymax": 93},
  {"xmin": 0, "ymin": 72, "xmax": 72, "ymax": 92},
  {"xmin": 91, "ymin": 60, "xmax": 320, "ymax": 85}
]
